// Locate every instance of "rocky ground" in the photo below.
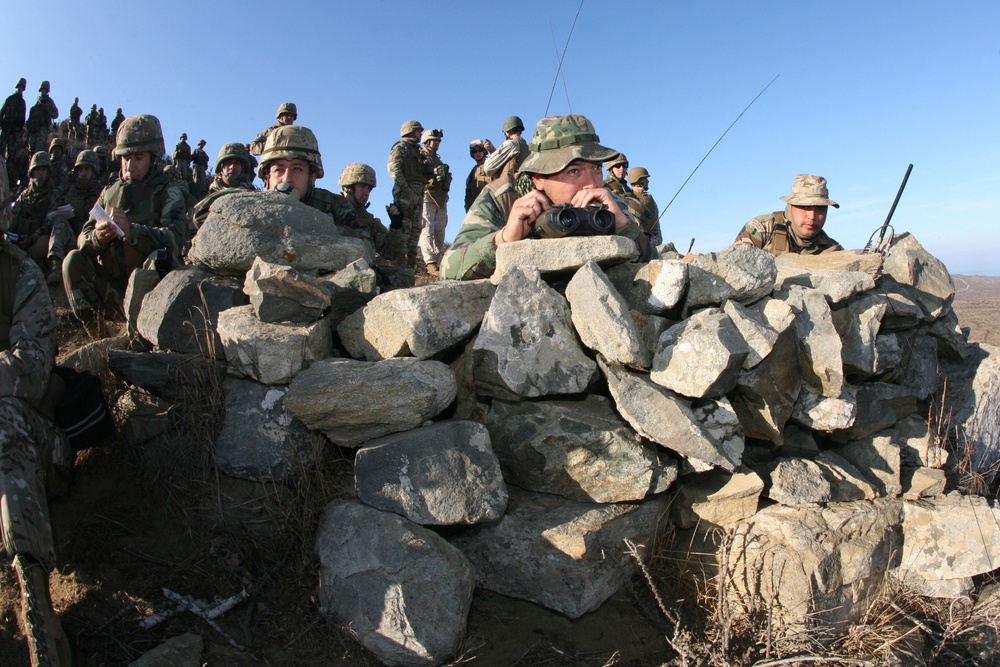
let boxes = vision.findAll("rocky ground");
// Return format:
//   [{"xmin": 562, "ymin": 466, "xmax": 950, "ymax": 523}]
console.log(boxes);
[{"xmin": 0, "ymin": 272, "xmax": 997, "ymax": 666}]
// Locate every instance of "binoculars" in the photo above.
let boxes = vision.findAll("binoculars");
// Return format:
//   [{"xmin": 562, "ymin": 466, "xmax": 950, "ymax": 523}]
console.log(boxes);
[{"xmin": 531, "ymin": 204, "xmax": 615, "ymax": 239}]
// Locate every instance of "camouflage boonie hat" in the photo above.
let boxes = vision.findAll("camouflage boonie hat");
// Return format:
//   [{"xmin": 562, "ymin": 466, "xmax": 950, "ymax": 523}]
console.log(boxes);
[
  {"xmin": 780, "ymin": 174, "xmax": 840, "ymax": 208},
  {"xmin": 114, "ymin": 114, "xmax": 165, "ymax": 158},
  {"xmin": 338, "ymin": 163, "xmax": 377, "ymax": 188},
  {"xmin": 400, "ymin": 120, "xmax": 423, "ymax": 137},
  {"xmin": 29, "ymin": 151, "xmax": 51, "ymax": 175},
  {"xmin": 519, "ymin": 114, "xmax": 619, "ymax": 176},
  {"xmin": 74, "ymin": 149, "xmax": 100, "ymax": 172},
  {"xmin": 215, "ymin": 142, "xmax": 251, "ymax": 173},
  {"xmin": 627, "ymin": 166, "xmax": 650, "ymax": 184},
  {"xmin": 258, "ymin": 125, "xmax": 323, "ymax": 179},
  {"xmin": 276, "ymin": 102, "xmax": 297, "ymax": 119},
  {"xmin": 605, "ymin": 153, "xmax": 628, "ymax": 171}
]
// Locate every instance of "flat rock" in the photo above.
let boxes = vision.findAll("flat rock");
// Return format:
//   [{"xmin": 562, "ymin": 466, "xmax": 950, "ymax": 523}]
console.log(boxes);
[
  {"xmin": 217, "ymin": 305, "xmax": 331, "ymax": 385},
  {"xmin": 685, "ymin": 244, "xmax": 776, "ymax": 308},
  {"xmin": 815, "ymin": 450, "xmax": 878, "ymax": 501},
  {"xmin": 673, "ymin": 469, "xmax": 764, "ymax": 529},
  {"xmin": 775, "ymin": 249, "xmax": 883, "ymax": 280},
  {"xmin": 767, "ymin": 457, "xmax": 833, "ymax": 505},
  {"xmin": 491, "ymin": 236, "xmax": 639, "ymax": 285},
  {"xmin": 650, "ymin": 309, "xmax": 749, "ymax": 398},
  {"xmin": 244, "ymin": 257, "xmax": 330, "ymax": 324},
  {"xmin": 565, "ymin": 260, "xmax": 649, "ymax": 368}
]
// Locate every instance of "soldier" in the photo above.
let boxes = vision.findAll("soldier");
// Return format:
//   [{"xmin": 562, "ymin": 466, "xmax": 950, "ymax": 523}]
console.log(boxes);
[
  {"xmin": 1, "ymin": 79, "xmax": 27, "ymax": 173},
  {"xmin": 46, "ymin": 138, "xmax": 71, "ymax": 198},
  {"xmin": 92, "ymin": 145, "xmax": 111, "ymax": 187},
  {"xmin": 189, "ymin": 143, "xmax": 256, "ymax": 230},
  {"xmin": 96, "ymin": 108, "xmax": 108, "ymax": 145},
  {"xmin": 69, "ymin": 97, "xmax": 83, "ymax": 141},
  {"xmin": 442, "ymin": 114, "xmax": 652, "ymax": 281},
  {"xmin": 191, "ymin": 139, "xmax": 210, "ymax": 199},
  {"xmin": 465, "ymin": 139, "xmax": 494, "ymax": 212},
  {"xmin": 65, "ymin": 150, "xmax": 102, "ymax": 234},
  {"xmin": 26, "ymin": 81, "xmax": 58, "ymax": 156},
  {"xmin": 419, "ymin": 128, "xmax": 451, "ymax": 275},
  {"xmin": 733, "ymin": 173, "xmax": 843, "ymax": 256},
  {"xmin": 84, "ymin": 104, "xmax": 98, "ymax": 146},
  {"xmin": 63, "ymin": 114, "xmax": 186, "ymax": 322},
  {"xmin": 258, "ymin": 124, "xmax": 359, "ymax": 232},
  {"xmin": 387, "ymin": 120, "xmax": 428, "ymax": 270},
  {"xmin": 483, "ymin": 115, "xmax": 529, "ymax": 180},
  {"xmin": 8, "ymin": 152, "xmax": 68, "ymax": 280},
  {"xmin": 110, "ymin": 108, "xmax": 125, "ymax": 140},
  {"xmin": 338, "ymin": 163, "xmax": 413, "ymax": 288},
  {"xmin": 626, "ymin": 166, "xmax": 662, "ymax": 246},
  {"xmin": 172, "ymin": 133, "xmax": 192, "ymax": 188},
  {"xmin": 603, "ymin": 153, "xmax": 631, "ymax": 195},
  {"xmin": 0, "ymin": 209, "xmax": 75, "ymax": 666},
  {"xmin": 249, "ymin": 102, "xmax": 296, "ymax": 156}
]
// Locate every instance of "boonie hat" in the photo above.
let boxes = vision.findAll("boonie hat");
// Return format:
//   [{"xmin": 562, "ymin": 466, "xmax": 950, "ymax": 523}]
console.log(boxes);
[
  {"xmin": 520, "ymin": 114, "xmax": 619, "ymax": 176},
  {"xmin": 780, "ymin": 174, "xmax": 839, "ymax": 208}
]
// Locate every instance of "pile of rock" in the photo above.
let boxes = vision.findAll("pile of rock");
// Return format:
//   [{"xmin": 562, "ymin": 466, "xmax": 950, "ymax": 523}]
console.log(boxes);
[{"xmin": 99, "ymin": 190, "xmax": 1000, "ymax": 666}]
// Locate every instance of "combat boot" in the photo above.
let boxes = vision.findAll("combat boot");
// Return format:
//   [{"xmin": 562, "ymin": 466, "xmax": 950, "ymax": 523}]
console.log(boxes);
[
  {"xmin": 13, "ymin": 554, "xmax": 73, "ymax": 667},
  {"xmin": 46, "ymin": 258, "xmax": 63, "ymax": 286}
]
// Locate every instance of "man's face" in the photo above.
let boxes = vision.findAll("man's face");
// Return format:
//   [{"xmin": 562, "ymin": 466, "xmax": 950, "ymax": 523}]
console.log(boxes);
[
  {"xmin": 266, "ymin": 158, "xmax": 314, "ymax": 199},
  {"xmin": 30, "ymin": 166, "xmax": 49, "ymax": 184},
  {"xmin": 425, "ymin": 138, "xmax": 441, "ymax": 151},
  {"xmin": 788, "ymin": 205, "xmax": 828, "ymax": 240},
  {"xmin": 611, "ymin": 165, "xmax": 627, "ymax": 179},
  {"xmin": 220, "ymin": 158, "xmax": 243, "ymax": 183},
  {"xmin": 471, "ymin": 147, "xmax": 486, "ymax": 163},
  {"xmin": 121, "ymin": 152, "xmax": 151, "ymax": 181},
  {"xmin": 533, "ymin": 160, "xmax": 603, "ymax": 205},
  {"xmin": 347, "ymin": 183, "xmax": 373, "ymax": 208},
  {"xmin": 633, "ymin": 177, "xmax": 648, "ymax": 193},
  {"xmin": 51, "ymin": 147, "xmax": 64, "ymax": 160},
  {"xmin": 278, "ymin": 113, "xmax": 295, "ymax": 126},
  {"xmin": 75, "ymin": 165, "xmax": 95, "ymax": 182}
]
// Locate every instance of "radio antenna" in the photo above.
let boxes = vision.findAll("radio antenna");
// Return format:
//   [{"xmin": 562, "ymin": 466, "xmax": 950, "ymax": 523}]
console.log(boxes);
[{"xmin": 544, "ymin": 0, "xmax": 585, "ymax": 116}]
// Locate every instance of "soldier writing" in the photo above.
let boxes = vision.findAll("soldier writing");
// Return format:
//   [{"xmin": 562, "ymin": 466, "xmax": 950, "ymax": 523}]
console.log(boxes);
[{"xmin": 733, "ymin": 174, "xmax": 843, "ymax": 256}]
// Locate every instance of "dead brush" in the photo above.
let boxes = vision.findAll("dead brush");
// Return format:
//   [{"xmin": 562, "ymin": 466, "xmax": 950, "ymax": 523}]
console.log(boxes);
[{"xmin": 930, "ymin": 377, "xmax": 1000, "ymax": 496}]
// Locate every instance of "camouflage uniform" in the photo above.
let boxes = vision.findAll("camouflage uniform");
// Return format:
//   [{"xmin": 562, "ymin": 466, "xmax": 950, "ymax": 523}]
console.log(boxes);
[
  {"xmin": 0, "ymin": 82, "xmax": 26, "ymax": 172},
  {"xmin": 483, "ymin": 116, "xmax": 529, "ymax": 180},
  {"xmin": 96, "ymin": 108, "xmax": 109, "ymax": 145},
  {"xmin": 110, "ymin": 109, "xmax": 125, "ymax": 139},
  {"xmin": 191, "ymin": 142, "xmax": 210, "ymax": 199},
  {"xmin": 419, "ymin": 130, "xmax": 451, "ymax": 269},
  {"xmin": 69, "ymin": 98, "xmax": 82, "ymax": 140},
  {"xmin": 26, "ymin": 84, "xmax": 57, "ymax": 156},
  {"xmin": 387, "ymin": 121, "xmax": 428, "ymax": 269},
  {"xmin": 64, "ymin": 114, "xmax": 186, "ymax": 321},
  {"xmin": 8, "ymin": 154, "xmax": 74, "ymax": 272},
  {"xmin": 603, "ymin": 154, "xmax": 631, "ymax": 195},
  {"xmin": 250, "ymin": 102, "xmax": 297, "ymax": 157},
  {"xmin": 465, "ymin": 140, "xmax": 492, "ymax": 212},
  {"xmin": 626, "ymin": 166, "xmax": 662, "ymax": 246},
  {"xmin": 733, "ymin": 174, "xmax": 843, "ymax": 257},
  {"xmin": 84, "ymin": 105, "xmax": 99, "ymax": 145},
  {"xmin": 172, "ymin": 134, "xmax": 192, "ymax": 185},
  {"xmin": 65, "ymin": 150, "xmax": 103, "ymax": 234}
]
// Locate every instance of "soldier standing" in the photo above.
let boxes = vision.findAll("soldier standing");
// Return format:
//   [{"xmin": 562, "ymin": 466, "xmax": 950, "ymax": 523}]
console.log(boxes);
[
  {"xmin": 69, "ymin": 97, "xmax": 83, "ymax": 140},
  {"xmin": 464, "ymin": 139, "xmax": 493, "ymax": 212},
  {"xmin": 387, "ymin": 120, "xmax": 429, "ymax": 270},
  {"xmin": 483, "ymin": 115, "xmax": 529, "ymax": 180},
  {"xmin": 96, "ymin": 108, "xmax": 109, "ymax": 145},
  {"xmin": 63, "ymin": 114, "xmax": 186, "ymax": 322},
  {"xmin": 250, "ymin": 102, "xmax": 296, "ymax": 156},
  {"xmin": 0, "ymin": 218, "xmax": 75, "ymax": 667},
  {"xmin": 191, "ymin": 139, "xmax": 210, "ymax": 199},
  {"xmin": 84, "ymin": 104, "xmax": 98, "ymax": 146},
  {"xmin": 733, "ymin": 174, "xmax": 843, "ymax": 256},
  {"xmin": 603, "ymin": 153, "xmax": 631, "ymax": 195},
  {"xmin": 110, "ymin": 108, "xmax": 125, "ymax": 140},
  {"xmin": 1, "ymin": 79, "xmax": 28, "ymax": 173},
  {"xmin": 626, "ymin": 166, "xmax": 662, "ymax": 246},
  {"xmin": 26, "ymin": 81, "xmax": 58, "ymax": 155},
  {"xmin": 172, "ymin": 133, "xmax": 192, "ymax": 189},
  {"xmin": 418, "ymin": 128, "xmax": 451, "ymax": 275}
]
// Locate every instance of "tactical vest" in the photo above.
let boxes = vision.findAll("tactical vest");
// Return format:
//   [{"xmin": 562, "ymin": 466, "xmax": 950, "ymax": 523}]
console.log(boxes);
[
  {"xmin": 0, "ymin": 243, "xmax": 28, "ymax": 352},
  {"xmin": 499, "ymin": 138, "xmax": 530, "ymax": 179},
  {"xmin": 99, "ymin": 166, "xmax": 176, "ymax": 280},
  {"xmin": 767, "ymin": 210, "xmax": 790, "ymax": 255}
]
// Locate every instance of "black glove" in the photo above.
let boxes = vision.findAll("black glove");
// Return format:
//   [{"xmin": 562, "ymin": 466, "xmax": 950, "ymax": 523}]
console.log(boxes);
[{"xmin": 386, "ymin": 203, "xmax": 404, "ymax": 230}]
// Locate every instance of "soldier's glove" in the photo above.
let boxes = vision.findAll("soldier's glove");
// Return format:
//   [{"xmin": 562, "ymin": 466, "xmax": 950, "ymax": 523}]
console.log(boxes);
[
  {"xmin": 386, "ymin": 203, "xmax": 404, "ymax": 230},
  {"xmin": 482, "ymin": 139, "xmax": 496, "ymax": 153}
]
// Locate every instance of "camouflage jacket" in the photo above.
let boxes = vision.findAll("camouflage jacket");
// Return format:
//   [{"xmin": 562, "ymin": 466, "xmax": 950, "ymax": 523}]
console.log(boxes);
[
  {"xmin": 192, "ymin": 148, "xmax": 209, "ymax": 168},
  {"xmin": 603, "ymin": 173, "xmax": 631, "ymax": 196},
  {"xmin": 387, "ymin": 139, "xmax": 426, "ymax": 203},
  {"xmin": 302, "ymin": 187, "xmax": 359, "ymax": 229},
  {"xmin": 26, "ymin": 94, "xmax": 57, "ymax": 132},
  {"xmin": 733, "ymin": 210, "xmax": 842, "ymax": 256},
  {"xmin": 66, "ymin": 177, "xmax": 102, "ymax": 230},
  {"xmin": 420, "ymin": 145, "xmax": 451, "ymax": 208},
  {"xmin": 0, "ymin": 92, "xmax": 25, "ymax": 130},
  {"xmin": 110, "ymin": 112, "xmax": 125, "ymax": 137},
  {"xmin": 78, "ymin": 164, "xmax": 187, "ymax": 281},
  {"xmin": 69, "ymin": 102, "xmax": 82, "ymax": 124},
  {"xmin": 249, "ymin": 124, "xmax": 278, "ymax": 156},
  {"xmin": 627, "ymin": 190, "xmax": 662, "ymax": 246},
  {"xmin": 0, "ymin": 242, "xmax": 57, "ymax": 407},
  {"xmin": 465, "ymin": 163, "xmax": 490, "ymax": 212},
  {"xmin": 441, "ymin": 173, "xmax": 653, "ymax": 281},
  {"xmin": 350, "ymin": 201, "xmax": 404, "ymax": 262},
  {"xmin": 10, "ymin": 178, "xmax": 58, "ymax": 239},
  {"xmin": 172, "ymin": 140, "xmax": 191, "ymax": 163}
]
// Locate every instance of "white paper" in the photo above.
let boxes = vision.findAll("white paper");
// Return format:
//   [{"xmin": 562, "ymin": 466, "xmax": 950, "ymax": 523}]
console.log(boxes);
[{"xmin": 89, "ymin": 203, "xmax": 125, "ymax": 237}]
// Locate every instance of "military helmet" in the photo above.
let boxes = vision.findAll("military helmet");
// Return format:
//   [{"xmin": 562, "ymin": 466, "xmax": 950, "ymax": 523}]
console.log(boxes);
[
  {"xmin": 94, "ymin": 145, "xmax": 108, "ymax": 157},
  {"xmin": 258, "ymin": 124, "xmax": 323, "ymax": 179},
  {"xmin": 627, "ymin": 166, "xmax": 651, "ymax": 185},
  {"xmin": 198, "ymin": 139, "xmax": 206, "ymax": 147},
  {"xmin": 338, "ymin": 163, "xmax": 377, "ymax": 188},
  {"xmin": 469, "ymin": 139, "xmax": 486, "ymax": 157},
  {"xmin": 502, "ymin": 115, "xmax": 525, "ymax": 135},
  {"xmin": 520, "ymin": 114, "xmax": 619, "ymax": 176},
  {"xmin": 116, "ymin": 107, "xmax": 122, "ymax": 114},
  {"xmin": 276, "ymin": 102, "xmax": 297, "ymax": 120},
  {"xmin": 114, "ymin": 113, "xmax": 166, "ymax": 158},
  {"xmin": 15, "ymin": 78, "xmax": 26, "ymax": 90},
  {"xmin": 48, "ymin": 137, "xmax": 66, "ymax": 153},
  {"xmin": 420, "ymin": 128, "xmax": 443, "ymax": 143},
  {"xmin": 74, "ymin": 149, "xmax": 100, "ymax": 172},
  {"xmin": 605, "ymin": 153, "xmax": 628, "ymax": 171},
  {"xmin": 39, "ymin": 80, "xmax": 50, "ymax": 93},
  {"xmin": 215, "ymin": 142, "xmax": 252, "ymax": 173},
  {"xmin": 400, "ymin": 120, "xmax": 423, "ymax": 137},
  {"xmin": 180, "ymin": 132, "xmax": 187, "ymax": 140},
  {"xmin": 29, "ymin": 151, "xmax": 52, "ymax": 175}
]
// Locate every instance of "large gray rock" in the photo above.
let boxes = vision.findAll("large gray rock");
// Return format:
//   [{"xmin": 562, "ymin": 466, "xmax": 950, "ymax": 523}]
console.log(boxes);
[
  {"xmin": 243, "ymin": 257, "xmax": 330, "ymax": 324},
  {"xmin": 939, "ymin": 343, "xmax": 1000, "ymax": 475},
  {"xmin": 473, "ymin": 266, "xmax": 596, "ymax": 399},
  {"xmin": 882, "ymin": 232, "xmax": 955, "ymax": 321},
  {"xmin": 107, "ymin": 349, "xmax": 222, "ymax": 401},
  {"xmin": 832, "ymin": 292, "xmax": 887, "ymax": 379},
  {"xmin": 831, "ymin": 382, "xmax": 917, "ymax": 442},
  {"xmin": 354, "ymin": 421, "xmax": 508, "ymax": 525},
  {"xmin": 673, "ymin": 469, "xmax": 764, "ymax": 529},
  {"xmin": 875, "ymin": 280, "xmax": 927, "ymax": 331},
  {"xmin": 685, "ymin": 244, "xmax": 777, "ymax": 308},
  {"xmin": 124, "ymin": 268, "xmax": 160, "ymax": 338},
  {"xmin": 605, "ymin": 259, "xmax": 687, "ymax": 314},
  {"xmin": 217, "ymin": 305, "xmax": 331, "ymax": 385},
  {"xmin": 730, "ymin": 325, "xmax": 801, "ymax": 444},
  {"xmin": 285, "ymin": 358, "xmax": 457, "ymax": 446},
  {"xmin": 599, "ymin": 357, "xmax": 740, "ymax": 471},
  {"xmin": 189, "ymin": 190, "xmax": 370, "ymax": 276},
  {"xmin": 491, "ymin": 236, "xmax": 639, "ymax": 285},
  {"xmin": 338, "ymin": 280, "xmax": 495, "ymax": 361},
  {"xmin": 778, "ymin": 285, "xmax": 844, "ymax": 397},
  {"xmin": 767, "ymin": 458, "xmax": 833, "ymax": 505},
  {"xmin": 315, "ymin": 500, "xmax": 474, "ymax": 666},
  {"xmin": 318, "ymin": 259, "xmax": 379, "ymax": 328},
  {"xmin": 815, "ymin": 450, "xmax": 879, "ymax": 501},
  {"xmin": 775, "ymin": 261, "xmax": 875, "ymax": 304},
  {"xmin": 650, "ymin": 309, "xmax": 749, "ymax": 398},
  {"xmin": 790, "ymin": 383, "xmax": 857, "ymax": 432},
  {"xmin": 486, "ymin": 396, "xmax": 675, "ymax": 503},
  {"xmin": 449, "ymin": 487, "xmax": 669, "ymax": 619},
  {"xmin": 774, "ymin": 249, "xmax": 883, "ymax": 280},
  {"xmin": 726, "ymin": 500, "xmax": 903, "ymax": 633},
  {"xmin": 834, "ymin": 433, "xmax": 903, "ymax": 498},
  {"xmin": 565, "ymin": 260, "xmax": 649, "ymax": 368},
  {"xmin": 215, "ymin": 378, "xmax": 325, "ymax": 483},
  {"xmin": 723, "ymin": 299, "xmax": 780, "ymax": 369},
  {"xmin": 137, "ymin": 266, "xmax": 248, "ymax": 359}
]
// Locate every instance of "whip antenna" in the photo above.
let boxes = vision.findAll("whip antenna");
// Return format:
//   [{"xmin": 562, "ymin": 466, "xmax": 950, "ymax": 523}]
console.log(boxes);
[{"xmin": 544, "ymin": 0, "xmax": 585, "ymax": 116}]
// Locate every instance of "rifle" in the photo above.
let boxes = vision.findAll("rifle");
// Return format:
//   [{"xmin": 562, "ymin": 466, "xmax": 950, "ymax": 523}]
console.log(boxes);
[{"xmin": 863, "ymin": 163, "xmax": 912, "ymax": 255}]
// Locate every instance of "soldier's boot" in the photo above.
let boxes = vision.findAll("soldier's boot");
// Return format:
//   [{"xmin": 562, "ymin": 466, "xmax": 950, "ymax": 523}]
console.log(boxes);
[
  {"xmin": 13, "ymin": 554, "xmax": 72, "ymax": 667},
  {"xmin": 46, "ymin": 258, "xmax": 62, "ymax": 286}
]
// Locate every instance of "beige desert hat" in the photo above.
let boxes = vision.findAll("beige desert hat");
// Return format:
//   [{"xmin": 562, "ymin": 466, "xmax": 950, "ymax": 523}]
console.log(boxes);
[{"xmin": 780, "ymin": 174, "xmax": 839, "ymax": 208}]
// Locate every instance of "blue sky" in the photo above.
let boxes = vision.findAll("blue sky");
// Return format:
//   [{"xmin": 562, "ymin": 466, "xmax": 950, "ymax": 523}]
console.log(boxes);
[{"xmin": 4, "ymin": 1, "xmax": 998, "ymax": 274}]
